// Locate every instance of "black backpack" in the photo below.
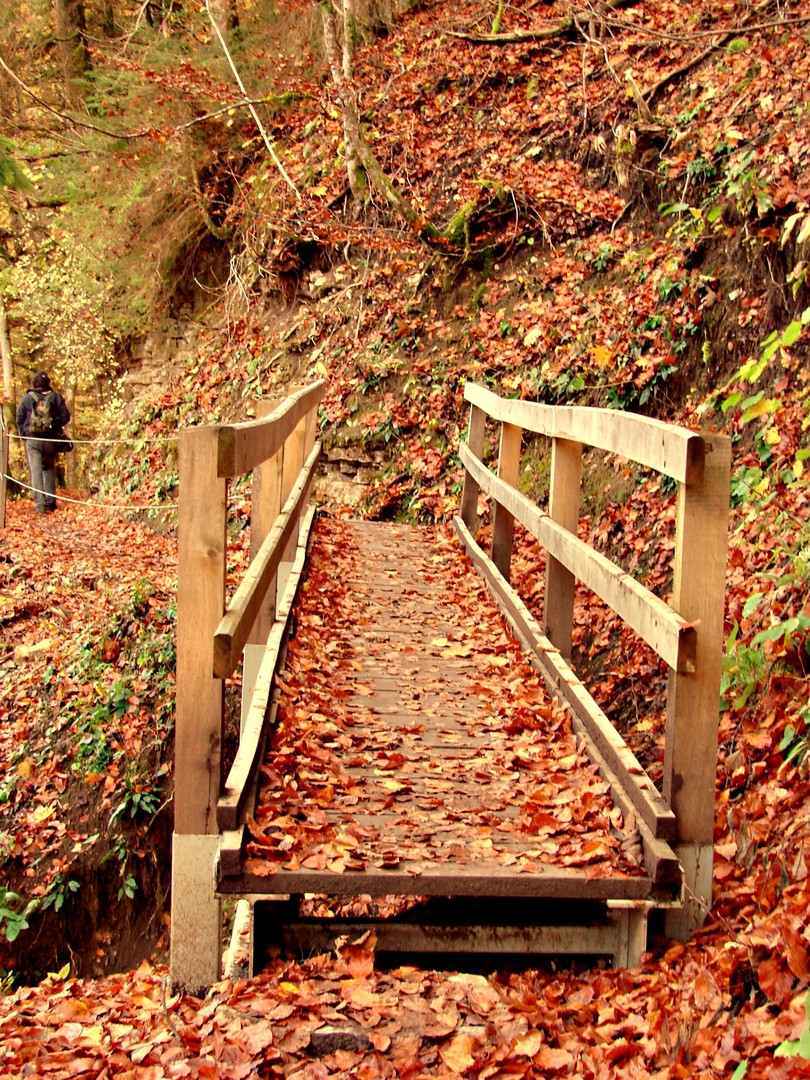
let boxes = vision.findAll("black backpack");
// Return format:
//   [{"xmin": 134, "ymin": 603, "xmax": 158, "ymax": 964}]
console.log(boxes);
[{"xmin": 29, "ymin": 391, "xmax": 54, "ymax": 435}]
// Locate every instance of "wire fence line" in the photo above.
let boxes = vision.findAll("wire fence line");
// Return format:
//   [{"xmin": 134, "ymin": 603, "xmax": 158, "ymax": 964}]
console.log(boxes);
[
  {"xmin": 8, "ymin": 431, "xmax": 180, "ymax": 447},
  {"xmin": 4, "ymin": 472, "xmax": 180, "ymax": 511}
]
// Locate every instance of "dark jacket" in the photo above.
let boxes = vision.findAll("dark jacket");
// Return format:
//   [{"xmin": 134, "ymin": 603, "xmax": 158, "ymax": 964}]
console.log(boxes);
[{"xmin": 16, "ymin": 387, "xmax": 71, "ymax": 438}]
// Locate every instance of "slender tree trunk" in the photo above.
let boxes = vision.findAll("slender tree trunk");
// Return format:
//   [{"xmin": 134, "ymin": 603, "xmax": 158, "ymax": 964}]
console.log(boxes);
[
  {"xmin": 99, "ymin": 1, "xmax": 117, "ymax": 36},
  {"xmin": 54, "ymin": 0, "xmax": 91, "ymax": 104},
  {"xmin": 0, "ymin": 297, "xmax": 12, "ymax": 406},
  {"xmin": 0, "ymin": 297, "xmax": 16, "ymax": 463},
  {"xmin": 321, "ymin": 1, "xmax": 366, "ymax": 203}
]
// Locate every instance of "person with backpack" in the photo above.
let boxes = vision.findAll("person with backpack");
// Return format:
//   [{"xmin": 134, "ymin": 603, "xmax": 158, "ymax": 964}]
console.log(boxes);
[{"xmin": 16, "ymin": 370, "xmax": 71, "ymax": 515}]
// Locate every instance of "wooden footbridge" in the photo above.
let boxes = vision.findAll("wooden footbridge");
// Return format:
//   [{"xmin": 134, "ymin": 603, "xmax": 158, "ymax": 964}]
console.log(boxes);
[{"xmin": 170, "ymin": 382, "xmax": 730, "ymax": 993}]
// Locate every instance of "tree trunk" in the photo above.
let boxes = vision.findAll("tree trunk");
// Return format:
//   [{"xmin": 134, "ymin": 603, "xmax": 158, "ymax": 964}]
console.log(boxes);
[
  {"xmin": 320, "ymin": 1, "xmax": 365, "ymax": 203},
  {"xmin": 99, "ymin": 1, "xmax": 117, "ymax": 36},
  {"xmin": 0, "ymin": 297, "xmax": 15, "ymax": 460},
  {"xmin": 54, "ymin": 0, "xmax": 91, "ymax": 105}
]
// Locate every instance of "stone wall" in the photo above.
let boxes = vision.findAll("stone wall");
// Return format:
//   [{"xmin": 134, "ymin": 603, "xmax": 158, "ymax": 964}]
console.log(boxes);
[{"xmin": 122, "ymin": 318, "xmax": 201, "ymax": 402}]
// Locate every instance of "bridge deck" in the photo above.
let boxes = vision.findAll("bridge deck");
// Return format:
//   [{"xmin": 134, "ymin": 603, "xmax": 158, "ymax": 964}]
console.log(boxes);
[{"xmin": 218, "ymin": 518, "xmax": 674, "ymax": 905}]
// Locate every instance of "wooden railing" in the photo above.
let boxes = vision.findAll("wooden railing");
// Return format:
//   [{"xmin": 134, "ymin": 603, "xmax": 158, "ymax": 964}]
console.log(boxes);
[
  {"xmin": 170, "ymin": 380, "xmax": 325, "ymax": 992},
  {"xmin": 455, "ymin": 382, "xmax": 731, "ymax": 938}
]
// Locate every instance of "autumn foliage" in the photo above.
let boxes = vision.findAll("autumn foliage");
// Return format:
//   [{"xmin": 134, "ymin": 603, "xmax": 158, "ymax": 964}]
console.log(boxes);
[{"xmin": 1, "ymin": 0, "xmax": 809, "ymax": 1075}]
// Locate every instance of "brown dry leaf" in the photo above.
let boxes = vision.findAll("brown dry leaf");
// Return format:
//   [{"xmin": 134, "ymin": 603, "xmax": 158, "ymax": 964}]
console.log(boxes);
[{"xmin": 439, "ymin": 1030, "xmax": 480, "ymax": 1073}]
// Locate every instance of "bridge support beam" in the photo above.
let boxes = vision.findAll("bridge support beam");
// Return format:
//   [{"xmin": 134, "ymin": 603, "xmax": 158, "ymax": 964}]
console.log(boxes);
[
  {"xmin": 663, "ymin": 433, "xmax": 731, "ymax": 939},
  {"xmin": 170, "ymin": 833, "xmax": 222, "ymax": 994},
  {"xmin": 171, "ymin": 425, "xmax": 226, "ymax": 992}
]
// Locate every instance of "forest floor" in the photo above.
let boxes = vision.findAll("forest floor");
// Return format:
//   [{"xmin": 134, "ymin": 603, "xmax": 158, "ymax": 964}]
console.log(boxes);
[{"xmin": 1, "ymin": 0, "xmax": 810, "ymax": 1075}]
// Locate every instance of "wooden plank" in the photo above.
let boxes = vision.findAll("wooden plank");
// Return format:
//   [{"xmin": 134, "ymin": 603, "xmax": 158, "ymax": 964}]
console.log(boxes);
[
  {"xmin": 459, "ymin": 442, "xmax": 697, "ymax": 673},
  {"xmin": 460, "ymin": 402, "xmax": 486, "ymax": 527},
  {"xmin": 222, "ymin": 860, "xmax": 656, "ymax": 900},
  {"xmin": 217, "ymin": 506, "xmax": 317, "ymax": 831},
  {"xmin": 217, "ymin": 380, "xmax": 325, "ymax": 478},
  {"xmin": 175, "ymin": 426, "xmax": 226, "ymax": 835},
  {"xmin": 276, "ymin": 920, "xmax": 628, "ymax": 957},
  {"xmin": 544, "ymin": 437, "xmax": 582, "ymax": 660},
  {"xmin": 213, "ymin": 442, "xmax": 321, "ymax": 679},
  {"xmin": 491, "ymin": 421, "xmax": 521, "ymax": 580},
  {"xmin": 464, "ymin": 382, "xmax": 705, "ymax": 485},
  {"xmin": 453, "ymin": 515, "xmax": 677, "ymax": 841}
]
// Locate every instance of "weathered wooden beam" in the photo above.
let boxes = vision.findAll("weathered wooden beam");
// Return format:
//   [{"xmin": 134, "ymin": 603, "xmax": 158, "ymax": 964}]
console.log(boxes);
[
  {"xmin": 217, "ymin": 380, "xmax": 325, "ymax": 479},
  {"xmin": 459, "ymin": 402, "xmax": 486, "ymax": 528},
  {"xmin": 491, "ymin": 421, "xmax": 521, "ymax": 580},
  {"xmin": 663, "ymin": 433, "xmax": 731, "ymax": 939},
  {"xmin": 221, "ymin": 860, "xmax": 656, "ymax": 900},
  {"xmin": 544, "ymin": 437, "xmax": 582, "ymax": 660},
  {"xmin": 464, "ymin": 382, "xmax": 705, "ymax": 485},
  {"xmin": 213, "ymin": 442, "xmax": 320, "ymax": 679}
]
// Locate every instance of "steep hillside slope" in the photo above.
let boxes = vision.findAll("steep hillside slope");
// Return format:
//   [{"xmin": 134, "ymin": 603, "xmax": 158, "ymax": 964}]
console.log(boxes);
[{"xmin": 0, "ymin": 0, "xmax": 809, "ymax": 1075}]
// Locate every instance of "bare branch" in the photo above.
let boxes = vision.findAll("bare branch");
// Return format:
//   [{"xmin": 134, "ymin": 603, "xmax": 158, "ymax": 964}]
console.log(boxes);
[{"xmin": 204, "ymin": 0, "xmax": 301, "ymax": 200}]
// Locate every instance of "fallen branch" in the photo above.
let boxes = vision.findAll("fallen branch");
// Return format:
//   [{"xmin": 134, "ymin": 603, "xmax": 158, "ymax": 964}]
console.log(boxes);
[
  {"xmin": 643, "ymin": 0, "xmax": 778, "ymax": 105},
  {"xmin": 448, "ymin": 0, "xmax": 641, "ymax": 44}
]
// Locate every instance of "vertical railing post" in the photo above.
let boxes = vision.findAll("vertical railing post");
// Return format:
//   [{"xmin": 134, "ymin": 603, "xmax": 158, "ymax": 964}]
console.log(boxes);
[
  {"xmin": 170, "ymin": 424, "xmax": 227, "ymax": 993},
  {"xmin": 276, "ymin": 406, "xmax": 309, "ymax": 606},
  {"xmin": 663, "ymin": 433, "xmax": 731, "ymax": 939},
  {"xmin": 0, "ymin": 419, "xmax": 9, "ymax": 530},
  {"xmin": 490, "ymin": 421, "xmax": 521, "ymax": 581},
  {"xmin": 543, "ymin": 437, "xmax": 583, "ymax": 661},
  {"xmin": 241, "ymin": 400, "xmax": 283, "ymax": 729},
  {"xmin": 460, "ymin": 403, "xmax": 486, "ymax": 529}
]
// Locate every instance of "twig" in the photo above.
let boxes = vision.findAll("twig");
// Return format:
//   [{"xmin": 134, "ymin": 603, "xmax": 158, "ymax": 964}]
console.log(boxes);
[{"xmin": 161, "ymin": 975, "xmax": 183, "ymax": 1042}]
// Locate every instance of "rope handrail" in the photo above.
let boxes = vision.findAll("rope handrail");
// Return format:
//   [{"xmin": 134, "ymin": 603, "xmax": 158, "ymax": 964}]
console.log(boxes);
[
  {"xmin": 3, "ymin": 472, "xmax": 179, "ymax": 511},
  {"xmin": 9, "ymin": 432, "xmax": 180, "ymax": 446}
]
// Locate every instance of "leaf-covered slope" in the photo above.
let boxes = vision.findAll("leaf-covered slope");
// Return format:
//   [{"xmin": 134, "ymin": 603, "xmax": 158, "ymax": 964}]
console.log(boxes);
[{"xmin": 0, "ymin": 0, "xmax": 809, "ymax": 1075}]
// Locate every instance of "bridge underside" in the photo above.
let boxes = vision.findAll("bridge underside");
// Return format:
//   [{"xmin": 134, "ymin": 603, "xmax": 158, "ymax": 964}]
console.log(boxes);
[{"xmin": 217, "ymin": 518, "xmax": 682, "ymax": 971}]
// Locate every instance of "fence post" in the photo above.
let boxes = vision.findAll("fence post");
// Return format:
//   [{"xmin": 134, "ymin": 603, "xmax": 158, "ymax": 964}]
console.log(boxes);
[
  {"xmin": 544, "ymin": 437, "xmax": 583, "ymax": 661},
  {"xmin": 241, "ymin": 401, "xmax": 283, "ymax": 729},
  {"xmin": 490, "ymin": 422, "xmax": 521, "ymax": 580},
  {"xmin": 663, "ymin": 433, "xmax": 731, "ymax": 939},
  {"xmin": 276, "ymin": 408, "xmax": 309, "ymax": 606},
  {"xmin": 0, "ymin": 419, "xmax": 8, "ymax": 530},
  {"xmin": 170, "ymin": 424, "xmax": 227, "ymax": 993},
  {"xmin": 460, "ymin": 403, "xmax": 486, "ymax": 529}
]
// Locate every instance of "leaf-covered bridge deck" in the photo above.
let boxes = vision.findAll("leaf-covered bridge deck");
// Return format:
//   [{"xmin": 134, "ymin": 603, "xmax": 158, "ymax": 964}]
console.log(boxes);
[{"xmin": 218, "ymin": 517, "xmax": 675, "ymax": 903}]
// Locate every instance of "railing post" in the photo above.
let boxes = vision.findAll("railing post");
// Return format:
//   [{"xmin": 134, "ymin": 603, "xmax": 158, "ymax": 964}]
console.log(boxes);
[
  {"xmin": 275, "ymin": 411, "xmax": 306, "ymax": 606},
  {"xmin": 460, "ymin": 403, "xmax": 486, "ymax": 528},
  {"xmin": 544, "ymin": 437, "xmax": 583, "ymax": 660},
  {"xmin": 171, "ymin": 425, "xmax": 226, "ymax": 993},
  {"xmin": 663, "ymin": 433, "xmax": 731, "ymax": 940},
  {"xmin": 242, "ymin": 401, "xmax": 283, "ymax": 729},
  {"xmin": 490, "ymin": 422, "xmax": 521, "ymax": 580},
  {"xmin": 0, "ymin": 420, "xmax": 9, "ymax": 530}
]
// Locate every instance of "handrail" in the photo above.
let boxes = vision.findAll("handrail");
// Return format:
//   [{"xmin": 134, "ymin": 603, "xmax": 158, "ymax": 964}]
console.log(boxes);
[
  {"xmin": 213, "ymin": 441, "xmax": 321, "ymax": 678},
  {"xmin": 464, "ymin": 383, "xmax": 706, "ymax": 485},
  {"xmin": 457, "ymin": 381, "xmax": 731, "ymax": 939},
  {"xmin": 172, "ymin": 380, "xmax": 325, "ymax": 992},
  {"xmin": 458, "ymin": 441, "xmax": 697, "ymax": 673},
  {"xmin": 218, "ymin": 380, "xmax": 325, "ymax": 478}
]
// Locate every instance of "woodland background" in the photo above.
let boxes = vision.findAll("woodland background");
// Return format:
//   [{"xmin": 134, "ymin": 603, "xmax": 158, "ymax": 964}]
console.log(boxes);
[{"xmin": 0, "ymin": 0, "xmax": 809, "ymax": 1076}]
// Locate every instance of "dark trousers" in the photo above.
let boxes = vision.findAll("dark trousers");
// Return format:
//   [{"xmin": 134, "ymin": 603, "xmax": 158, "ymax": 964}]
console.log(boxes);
[{"xmin": 24, "ymin": 438, "xmax": 57, "ymax": 513}]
